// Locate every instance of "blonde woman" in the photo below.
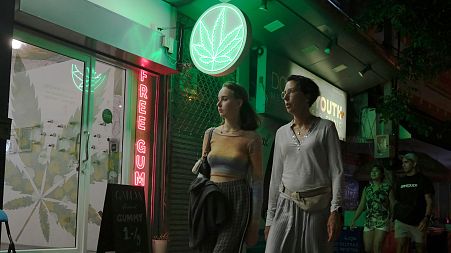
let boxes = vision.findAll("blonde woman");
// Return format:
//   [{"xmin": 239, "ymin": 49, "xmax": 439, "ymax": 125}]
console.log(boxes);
[{"xmin": 200, "ymin": 82, "xmax": 263, "ymax": 252}]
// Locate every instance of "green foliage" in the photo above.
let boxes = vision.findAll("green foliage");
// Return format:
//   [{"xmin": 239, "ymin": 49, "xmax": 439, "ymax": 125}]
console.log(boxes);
[
  {"xmin": 358, "ymin": 0, "xmax": 451, "ymax": 80},
  {"xmin": 358, "ymin": 1, "xmax": 450, "ymax": 139},
  {"xmin": 377, "ymin": 89, "xmax": 433, "ymax": 137},
  {"xmin": 377, "ymin": 89, "xmax": 409, "ymax": 123}
]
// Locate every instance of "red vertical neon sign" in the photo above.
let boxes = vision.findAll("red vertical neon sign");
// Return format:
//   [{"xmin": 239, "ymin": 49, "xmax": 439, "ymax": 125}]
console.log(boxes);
[{"xmin": 134, "ymin": 70, "xmax": 151, "ymax": 187}]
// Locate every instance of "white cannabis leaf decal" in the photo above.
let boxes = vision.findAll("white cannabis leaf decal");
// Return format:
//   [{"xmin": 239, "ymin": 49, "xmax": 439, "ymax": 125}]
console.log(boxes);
[
  {"xmin": 191, "ymin": 7, "xmax": 244, "ymax": 71},
  {"xmin": 71, "ymin": 64, "xmax": 107, "ymax": 92}
]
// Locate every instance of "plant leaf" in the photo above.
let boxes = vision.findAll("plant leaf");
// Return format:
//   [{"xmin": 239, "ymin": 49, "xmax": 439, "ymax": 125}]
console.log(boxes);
[
  {"xmin": 45, "ymin": 107, "xmax": 80, "ymax": 195},
  {"xmin": 215, "ymin": 55, "xmax": 232, "ymax": 64},
  {"xmin": 216, "ymin": 25, "xmax": 243, "ymax": 59},
  {"xmin": 88, "ymin": 204, "xmax": 102, "ymax": 225},
  {"xmin": 45, "ymin": 201, "xmax": 76, "ymax": 236},
  {"xmin": 5, "ymin": 160, "xmax": 35, "ymax": 195},
  {"xmin": 90, "ymin": 153, "xmax": 109, "ymax": 183},
  {"xmin": 39, "ymin": 201, "xmax": 50, "ymax": 242},
  {"xmin": 199, "ymin": 21, "xmax": 213, "ymax": 55},
  {"xmin": 212, "ymin": 8, "xmax": 226, "ymax": 50},
  {"xmin": 11, "ymin": 54, "xmax": 41, "ymax": 128},
  {"xmin": 193, "ymin": 44, "xmax": 213, "ymax": 60},
  {"xmin": 3, "ymin": 196, "xmax": 34, "ymax": 209}
]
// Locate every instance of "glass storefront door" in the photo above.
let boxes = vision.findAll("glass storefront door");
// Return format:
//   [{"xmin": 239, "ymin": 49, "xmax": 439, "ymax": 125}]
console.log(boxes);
[
  {"xmin": 2, "ymin": 32, "xmax": 126, "ymax": 252},
  {"xmin": 84, "ymin": 60, "xmax": 126, "ymax": 252}
]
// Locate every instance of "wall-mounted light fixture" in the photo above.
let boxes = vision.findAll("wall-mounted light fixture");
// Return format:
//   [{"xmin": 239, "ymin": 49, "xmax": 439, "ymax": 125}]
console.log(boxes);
[
  {"xmin": 358, "ymin": 64, "xmax": 372, "ymax": 77},
  {"xmin": 11, "ymin": 39, "xmax": 23, "ymax": 49},
  {"xmin": 324, "ymin": 36, "xmax": 337, "ymax": 55},
  {"xmin": 259, "ymin": 0, "xmax": 268, "ymax": 11}
]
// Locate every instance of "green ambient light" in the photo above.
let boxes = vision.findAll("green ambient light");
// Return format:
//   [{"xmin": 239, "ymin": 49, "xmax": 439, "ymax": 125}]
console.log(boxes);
[
  {"xmin": 71, "ymin": 64, "xmax": 106, "ymax": 92},
  {"xmin": 189, "ymin": 3, "xmax": 251, "ymax": 76},
  {"xmin": 324, "ymin": 47, "xmax": 331, "ymax": 55},
  {"xmin": 324, "ymin": 36, "xmax": 336, "ymax": 55}
]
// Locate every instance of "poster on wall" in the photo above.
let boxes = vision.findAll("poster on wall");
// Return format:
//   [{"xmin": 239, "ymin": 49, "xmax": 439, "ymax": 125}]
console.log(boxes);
[{"xmin": 374, "ymin": 134, "xmax": 390, "ymax": 158}]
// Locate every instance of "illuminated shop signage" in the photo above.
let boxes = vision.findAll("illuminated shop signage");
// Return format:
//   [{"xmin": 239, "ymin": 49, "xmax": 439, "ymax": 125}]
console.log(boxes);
[
  {"xmin": 318, "ymin": 96, "xmax": 345, "ymax": 120},
  {"xmin": 134, "ymin": 70, "xmax": 151, "ymax": 187},
  {"xmin": 71, "ymin": 64, "xmax": 106, "ymax": 92},
  {"xmin": 256, "ymin": 50, "xmax": 347, "ymax": 140},
  {"xmin": 189, "ymin": 3, "xmax": 251, "ymax": 76},
  {"xmin": 311, "ymin": 88, "xmax": 347, "ymax": 140}
]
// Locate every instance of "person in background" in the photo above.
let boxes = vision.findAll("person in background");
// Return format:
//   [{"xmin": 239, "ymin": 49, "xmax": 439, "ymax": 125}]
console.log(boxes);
[
  {"xmin": 350, "ymin": 165, "xmax": 394, "ymax": 253},
  {"xmin": 200, "ymin": 81, "xmax": 263, "ymax": 252},
  {"xmin": 393, "ymin": 152, "xmax": 434, "ymax": 253},
  {"xmin": 264, "ymin": 75, "xmax": 344, "ymax": 253}
]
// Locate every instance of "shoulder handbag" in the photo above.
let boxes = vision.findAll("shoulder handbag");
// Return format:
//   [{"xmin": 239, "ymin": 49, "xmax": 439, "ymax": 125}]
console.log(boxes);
[{"xmin": 191, "ymin": 128, "xmax": 213, "ymax": 178}]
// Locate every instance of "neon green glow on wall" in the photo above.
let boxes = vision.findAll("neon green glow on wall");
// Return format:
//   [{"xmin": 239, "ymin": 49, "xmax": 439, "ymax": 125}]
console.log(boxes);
[
  {"xmin": 71, "ymin": 64, "xmax": 106, "ymax": 92},
  {"xmin": 190, "ymin": 3, "xmax": 250, "ymax": 76}
]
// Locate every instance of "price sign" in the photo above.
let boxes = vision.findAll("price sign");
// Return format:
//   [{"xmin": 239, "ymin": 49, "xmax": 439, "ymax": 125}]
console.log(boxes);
[{"xmin": 97, "ymin": 184, "xmax": 149, "ymax": 253}]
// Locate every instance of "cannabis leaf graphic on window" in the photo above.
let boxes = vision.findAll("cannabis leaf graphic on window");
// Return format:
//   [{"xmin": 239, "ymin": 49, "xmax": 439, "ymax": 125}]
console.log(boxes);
[
  {"xmin": 5, "ymin": 54, "xmax": 106, "ymax": 245},
  {"xmin": 72, "ymin": 64, "xmax": 107, "ymax": 92},
  {"xmin": 191, "ymin": 7, "xmax": 244, "ymax": 71}
]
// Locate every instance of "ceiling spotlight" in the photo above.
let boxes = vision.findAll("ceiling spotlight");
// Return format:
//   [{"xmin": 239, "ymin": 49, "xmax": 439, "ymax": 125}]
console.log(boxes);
[
  {"xmin": 259, "ymin": 0, "xmax": 268, "ymax": 11},
  {"xmin": 324, "ymin": 36, "xmax": 337, "ymax": 55},
  {"xmin": 12, "ymin": 39, "xmax": 23, "ymax": 49},
  {"xmin": 358, "ymin": 64, "xmax": 372, "ymax": 77}
]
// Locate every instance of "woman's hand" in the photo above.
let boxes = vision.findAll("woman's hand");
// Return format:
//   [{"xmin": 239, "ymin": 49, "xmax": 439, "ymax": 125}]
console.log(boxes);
[
  {"xmin": 418, "ymin": 218, "xmax": 429, "ymax": 232},
  {"xmin": 264, "ymin": 226, "xmax": 270, "ymax": 240},
  {"xmin": 327, "ymin": 212, "xmax": 343, "ymax": 242},
  {"xmin": 245, "ymin": 222, "xmax": 259, "ymax": 246},
  {"xmin": 349, "ymin": 220, "xmax": 356, "ymax": 229}
]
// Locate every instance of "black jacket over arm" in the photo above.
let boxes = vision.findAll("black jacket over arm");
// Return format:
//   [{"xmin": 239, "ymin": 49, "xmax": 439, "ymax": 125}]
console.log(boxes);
[{"xmin": 188, "ymin": 177, "xmax": 229, "ymax": 249}]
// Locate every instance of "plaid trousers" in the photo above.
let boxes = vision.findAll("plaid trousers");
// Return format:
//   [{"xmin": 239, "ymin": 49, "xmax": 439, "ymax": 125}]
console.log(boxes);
[{"xmin": 199, "ymin": 179, "xmax": 250, "ymax": 253}]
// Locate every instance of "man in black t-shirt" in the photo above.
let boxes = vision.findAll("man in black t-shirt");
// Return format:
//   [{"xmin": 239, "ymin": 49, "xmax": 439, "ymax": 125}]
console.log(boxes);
[{"xmin": 393, "ymin": 153, "xmax": 434, "ymax": 253}]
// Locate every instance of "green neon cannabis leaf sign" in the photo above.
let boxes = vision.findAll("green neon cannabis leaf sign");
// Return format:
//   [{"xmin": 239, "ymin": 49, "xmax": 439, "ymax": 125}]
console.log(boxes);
[
  {"xmin": 71, "ymin": 64, "xmax": 106, "ymax": 92},
  {"xmin": 190, "ymin": 3, "xmax": 251, "ymax": 76}
]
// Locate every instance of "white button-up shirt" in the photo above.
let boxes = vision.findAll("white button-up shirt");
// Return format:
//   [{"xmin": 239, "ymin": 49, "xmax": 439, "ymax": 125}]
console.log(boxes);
[{"xmin": 266, "ymin": 118, "xmax": 344, "ymax": 226}]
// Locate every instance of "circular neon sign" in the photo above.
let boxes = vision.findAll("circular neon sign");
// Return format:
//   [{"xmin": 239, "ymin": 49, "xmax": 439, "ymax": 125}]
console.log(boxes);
[{"xmin": 189, "ymin": 3, "xmax": 251, "ymax": 76}]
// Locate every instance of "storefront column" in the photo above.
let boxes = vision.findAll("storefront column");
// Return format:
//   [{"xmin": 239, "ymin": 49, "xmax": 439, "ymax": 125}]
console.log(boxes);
[{"xmin": 0, "ymin": 0, "xmax": 14, "ymax": 207}]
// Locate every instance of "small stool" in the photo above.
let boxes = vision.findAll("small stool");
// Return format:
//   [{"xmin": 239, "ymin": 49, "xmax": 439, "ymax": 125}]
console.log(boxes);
[{"xmin": 0, "ymin": 210, "xmax": 16, "ymax": 253}]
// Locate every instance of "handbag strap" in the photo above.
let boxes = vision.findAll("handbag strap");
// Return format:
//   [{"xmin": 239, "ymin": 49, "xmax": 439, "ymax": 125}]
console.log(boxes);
[{"xmin": 204, "ymin": 128, "xmax": 214, "ymax": 154}]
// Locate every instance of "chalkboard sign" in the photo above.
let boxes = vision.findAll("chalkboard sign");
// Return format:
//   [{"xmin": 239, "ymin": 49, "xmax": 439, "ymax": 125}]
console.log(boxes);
[{"xmin": 97, "ymin": 184, "xmax": 149, "ymax": 253}]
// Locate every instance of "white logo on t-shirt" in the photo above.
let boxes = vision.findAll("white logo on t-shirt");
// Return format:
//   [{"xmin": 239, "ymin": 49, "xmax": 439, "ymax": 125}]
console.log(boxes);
[{"xmin": 400, "ymin": 183, "xmax": 418, "ymax": 188}]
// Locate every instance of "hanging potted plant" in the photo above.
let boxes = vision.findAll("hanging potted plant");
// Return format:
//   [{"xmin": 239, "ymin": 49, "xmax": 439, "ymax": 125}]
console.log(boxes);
[{"xmin": 152, "ymin": 232, "xmax": 168, "ymax": 253}]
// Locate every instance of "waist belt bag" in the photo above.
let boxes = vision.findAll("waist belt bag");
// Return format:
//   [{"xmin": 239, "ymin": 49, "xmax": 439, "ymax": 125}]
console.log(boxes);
[{"xmin": 283, "ymin": 186, "xmax": 332, "ymax": 212}]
